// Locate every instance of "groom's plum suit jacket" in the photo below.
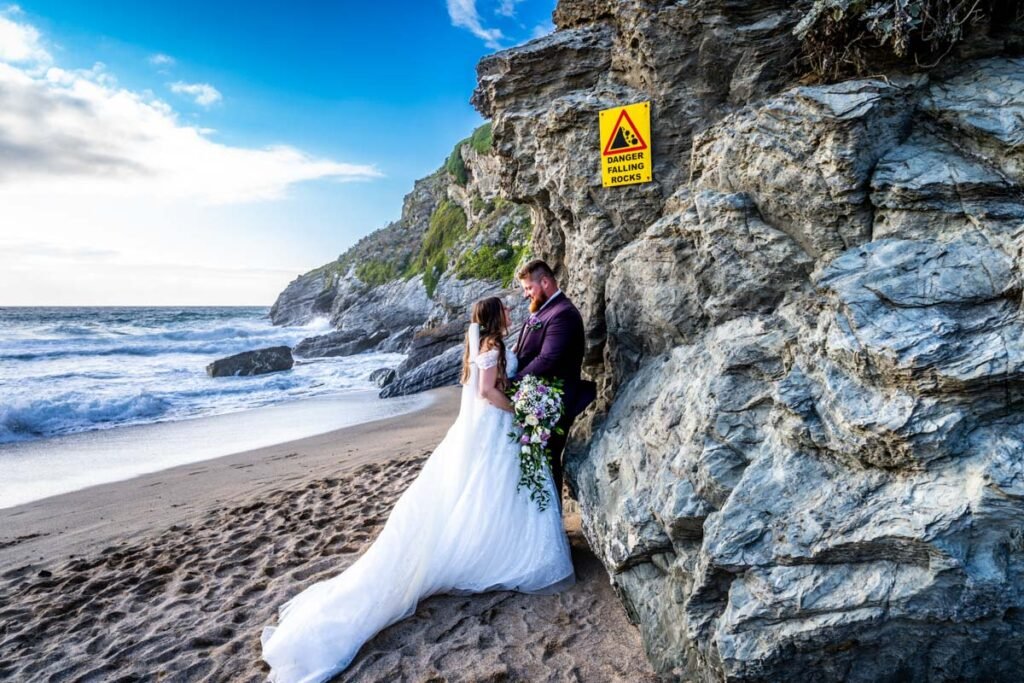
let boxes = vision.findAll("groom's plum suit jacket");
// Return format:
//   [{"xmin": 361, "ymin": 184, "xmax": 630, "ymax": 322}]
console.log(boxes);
[{"xmin": 512, "ymin": 293, "xmax": 597, "ymax": 422}]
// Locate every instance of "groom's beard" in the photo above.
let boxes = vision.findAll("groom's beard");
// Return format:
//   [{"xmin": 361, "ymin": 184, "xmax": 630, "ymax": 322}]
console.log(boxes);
[{"xmin": 528, "ymin": 291, "xmax": 548, "ymax": 313}]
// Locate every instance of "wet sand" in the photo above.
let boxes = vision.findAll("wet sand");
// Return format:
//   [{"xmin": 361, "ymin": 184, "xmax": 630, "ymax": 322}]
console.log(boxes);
[{"xmin": 0, "ymin": 387, "xmax": 657, "ymax": 682}]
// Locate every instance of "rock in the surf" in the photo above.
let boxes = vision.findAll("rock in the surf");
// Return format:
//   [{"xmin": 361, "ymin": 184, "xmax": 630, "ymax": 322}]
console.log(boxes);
[
  {"xmin": 206, "ymin": 346, "xmax": 294, "ymax": 377},
  {"xmin": 369, "ymin": 367, "xmax": 397, "ymax": 388}
]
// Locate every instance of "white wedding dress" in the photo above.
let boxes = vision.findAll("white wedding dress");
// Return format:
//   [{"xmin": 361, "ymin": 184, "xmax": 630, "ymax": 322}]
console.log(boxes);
[{"xmin": 260, "ymin": 329, "xmax": 575, "ymax": 683}]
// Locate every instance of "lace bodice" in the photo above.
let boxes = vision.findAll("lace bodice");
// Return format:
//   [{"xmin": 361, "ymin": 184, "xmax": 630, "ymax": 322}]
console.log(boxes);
[{"xmin": 474, "ymin": 346, "xmax": 518, "ymax": 378}]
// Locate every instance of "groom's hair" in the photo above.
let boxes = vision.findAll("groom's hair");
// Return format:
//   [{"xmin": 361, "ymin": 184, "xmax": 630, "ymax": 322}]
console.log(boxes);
[{"xmin": 516, "ymin": 259, "xmax": 556, "ymax": 283}]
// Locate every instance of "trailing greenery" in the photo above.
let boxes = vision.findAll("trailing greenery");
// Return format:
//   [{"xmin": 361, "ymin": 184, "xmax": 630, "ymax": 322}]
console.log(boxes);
[
  {"xmin": 795, "ymin": 0, "xmax": 1013, "ymax": 81},
  {"xmin": 355, "ymin": 259, "xmax": 401, "ymax": 286},
  {"xmin": 455, "ymin": 243, "xmax": 530, "ymax": 286},
  {"xmin": 445, "ymin": 145, "xmax": 468, "ymax": 186},
  {"xmin": 444, "ymin": 122, "xmax": 494, "ymax": 186},
  {"xmin": 468, "ymin": 122, "xmax": 493, "ymax": 154},
  {"xmin": 406, "ymin": 199, "xmax": 468, "ymax": 297},
  {"xmin": 454, "ymin": 199, "xmax": 532, "ymax": 286}
]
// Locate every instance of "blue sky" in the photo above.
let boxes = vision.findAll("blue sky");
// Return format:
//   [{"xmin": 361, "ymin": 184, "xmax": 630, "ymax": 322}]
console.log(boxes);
[{"xmin": 0, "ymin": 1, "xmax": 555, "ymax": 305}]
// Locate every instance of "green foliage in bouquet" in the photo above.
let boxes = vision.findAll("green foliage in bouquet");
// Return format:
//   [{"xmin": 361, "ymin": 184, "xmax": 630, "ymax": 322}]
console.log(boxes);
[{"xmin": 507, "ymin": 376, "xmax": 566, "ymax": 512}]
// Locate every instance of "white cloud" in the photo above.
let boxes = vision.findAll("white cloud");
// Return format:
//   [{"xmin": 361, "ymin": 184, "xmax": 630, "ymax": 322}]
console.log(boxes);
[
  {"xmin": 0, "ymin": 15, "xmax": 381, "ymax": 206},
  {"xmin": 0, "ymin": 12, "xmax": 384, "ymax": 305},
  {"xmin": 447, "ymin": 0, "xmax": 504, "ymax": 49},
  {"xmin": 170, "ymin": 80, "xmax": 222, "ymax": 106},
  {"xmin": 148, "ymin": 53, "xmax": 175, "ymax": 67},
  {"xmin": 496, "ymin": 0, "xmax": 524, "ymax": 18},
  {"xmin": 0, "ymin": 9, "xmax": 50, "ymax": 63}
]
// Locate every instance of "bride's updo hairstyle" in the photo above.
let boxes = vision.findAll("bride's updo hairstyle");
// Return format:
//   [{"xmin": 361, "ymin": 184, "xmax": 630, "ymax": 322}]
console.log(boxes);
[{"xmin": 460, "ymin": 296, "xmax": 509, "ymax": 390}]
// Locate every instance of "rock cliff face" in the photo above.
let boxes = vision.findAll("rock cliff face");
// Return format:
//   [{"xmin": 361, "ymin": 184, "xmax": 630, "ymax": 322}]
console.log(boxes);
[
  {"xmin": 474, "ymin": 2, "xmax": 1024, "ymax": 680},
  {"xmin": 270, "ymin": 127, "xmax": 531, "ymax": 390}
]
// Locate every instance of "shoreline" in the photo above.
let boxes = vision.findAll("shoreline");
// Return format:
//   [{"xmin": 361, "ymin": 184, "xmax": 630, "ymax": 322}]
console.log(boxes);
[
  {"xmin": 0, "ymin": 385, "xmax": 657, "ymax": 682},
  {"xmin": 0, "ymin": 388, "xmax": 429, "ymax": 511},
  {"xmin": 0, "ymin": 388, "xmax": 448, "ymax": 573}
]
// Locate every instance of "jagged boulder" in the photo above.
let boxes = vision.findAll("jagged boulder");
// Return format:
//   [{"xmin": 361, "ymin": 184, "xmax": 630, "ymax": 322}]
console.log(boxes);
[
  {"xmin": 292, "ymin": 329, "xmax": 389, "ymax": 358},
  {"xmin": 206, "ymin": 347, "xmax": 293, "ymax": 377},
  {"xmin": 380, "ymin": 344, "xmax": 464, "ymax": 399},
  {"xmin": 398, "ymin": 321, "xmax": 467, "ymax": 373}
]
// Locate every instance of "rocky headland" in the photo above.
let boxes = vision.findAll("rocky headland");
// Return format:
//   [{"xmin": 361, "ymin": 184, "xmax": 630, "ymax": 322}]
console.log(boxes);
[{"xmin": 270, "ymin": 125, "xmax": 531, "ymax": 395}]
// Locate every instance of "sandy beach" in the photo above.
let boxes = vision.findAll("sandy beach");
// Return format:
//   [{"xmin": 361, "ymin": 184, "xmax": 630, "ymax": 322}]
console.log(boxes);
[{"xmin": 0, "ymin": 387, "xmax": 657, "ymax": 682}]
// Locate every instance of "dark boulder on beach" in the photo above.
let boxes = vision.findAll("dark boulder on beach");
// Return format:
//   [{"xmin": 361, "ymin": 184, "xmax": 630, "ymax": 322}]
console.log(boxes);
[
  {"xmin": 206, "ymin": 346, "xmax": 293, "ymax": 377},
  {"xmin": 382, "ymin": 328, "xmax": 519, "ymax": 399}
]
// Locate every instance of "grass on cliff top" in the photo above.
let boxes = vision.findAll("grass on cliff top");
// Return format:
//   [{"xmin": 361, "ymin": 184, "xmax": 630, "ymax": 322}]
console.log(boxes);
[
  {"xmin": 796, "ymin": 0, "xmax": 1018, "ymax": 81},
  {"xmin": 445, "ymin": 122, "xmax": 493, "ymax": 187}
]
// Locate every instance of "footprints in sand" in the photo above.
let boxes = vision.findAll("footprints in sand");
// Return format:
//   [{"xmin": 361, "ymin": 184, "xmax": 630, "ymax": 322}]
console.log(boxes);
[
  {"xmin": 0, "ymin": 531, "xmax": 50, "ymax": 550},
  {"xmin": 0, "ymin": 455, "xmax": 429, "ymax": 682},
  {"xmin": 0, "ymin": 454, "xmax": 656, "ymax": 682}
]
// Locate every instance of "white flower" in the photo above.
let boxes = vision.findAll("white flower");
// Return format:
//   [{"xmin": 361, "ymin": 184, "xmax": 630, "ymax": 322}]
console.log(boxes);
[
  {"xmin": 521, "ymin": 445, "xmax": 531, "ymax": 454},
  {"xmin": 525, "ymin": 414, "xmax": 539, "ymax": 426},
  {"xmin": 531, "ymin": 432, "xmax": 541, "ymax": 443}
]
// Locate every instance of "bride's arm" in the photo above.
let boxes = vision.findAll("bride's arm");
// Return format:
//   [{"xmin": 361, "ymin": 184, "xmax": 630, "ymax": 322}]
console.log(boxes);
[{"xmin": 478, "ymin": 364, "xmax": 513, "ymax": 412}]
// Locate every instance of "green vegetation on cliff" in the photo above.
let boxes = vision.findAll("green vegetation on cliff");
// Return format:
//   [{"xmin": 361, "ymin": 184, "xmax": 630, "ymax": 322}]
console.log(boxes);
[
  {"xmin": 355, "ymin": 259, "xmax": 402, "ymax": 287},
  {"xmin": 454, "ymin": 243, "xmax": 530, "ymax": 286},
  {"xmin": 407, "ymin": 199, "xmax": 468, "ymax": 296},
  {"xmin": 453, "ymin": 199, "xmax": 531, "ymax": 286},
  {"xmin": 468, "ymin": 122, "xmax": 493, "ymax": 153},
  {"xmin": 445, "ymin": 122, "xmax": 493, "ymax": 187},
  {"xmin": 293, "ymin": 123, "xmax": 528, "ymax": 301}
]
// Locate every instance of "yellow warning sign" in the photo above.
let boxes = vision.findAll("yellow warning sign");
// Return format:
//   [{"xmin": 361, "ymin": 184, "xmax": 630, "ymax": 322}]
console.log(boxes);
[{"xmin": 600, "ymin": 101, "xmax": 652, "ymax": 188}]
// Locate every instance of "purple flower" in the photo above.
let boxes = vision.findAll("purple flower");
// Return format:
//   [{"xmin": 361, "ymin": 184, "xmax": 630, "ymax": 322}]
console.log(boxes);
[
  {"xmin": 527, "ymin": 315, "xmax": 543, "ymax": 331},
  {"xmin": 537, "ymin": 385, "xmax": 549, "ymax": 394},
  {"xmin": 520, "ymin": 434, "xmax": 531, "ymax": 444}
]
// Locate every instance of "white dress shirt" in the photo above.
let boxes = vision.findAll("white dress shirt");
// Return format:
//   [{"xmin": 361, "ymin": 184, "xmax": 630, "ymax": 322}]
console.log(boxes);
[{"xmin": 537, "ymin": 289, "xmax": 562, "ymax": 313}]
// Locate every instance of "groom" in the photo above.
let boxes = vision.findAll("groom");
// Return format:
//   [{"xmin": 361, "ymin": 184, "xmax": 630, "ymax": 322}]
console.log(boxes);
[{"xmin": 511, "ymin": 259, "xmax": 597, "ymax": 506}]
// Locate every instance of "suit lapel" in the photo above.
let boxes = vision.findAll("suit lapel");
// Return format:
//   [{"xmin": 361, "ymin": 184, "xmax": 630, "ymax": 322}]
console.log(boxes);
[
  {"xmin": 513, "ymin": 320, "xmax": 528, "ymax": 354},
  {"xmin": 516, "ymin": 294, "xmax": 569, "ymax": 355}
]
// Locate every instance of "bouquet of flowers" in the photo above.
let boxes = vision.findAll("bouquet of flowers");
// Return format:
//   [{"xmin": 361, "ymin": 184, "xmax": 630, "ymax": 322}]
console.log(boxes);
[{"xmin": 507, "ymin": 375, "xmax": 566, "ymax": 511}]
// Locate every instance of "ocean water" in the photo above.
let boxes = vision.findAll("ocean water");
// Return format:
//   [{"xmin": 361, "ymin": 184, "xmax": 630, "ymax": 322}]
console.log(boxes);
[{"xmin": 0, "ymin": 306, "xmax": 405, "ymax": 444}]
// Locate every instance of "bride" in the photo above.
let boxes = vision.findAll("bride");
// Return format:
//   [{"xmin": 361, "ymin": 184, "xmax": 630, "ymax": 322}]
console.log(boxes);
[{"xmin": 260, "ymin": 296, "xmax": 576, "ymax": 682}]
